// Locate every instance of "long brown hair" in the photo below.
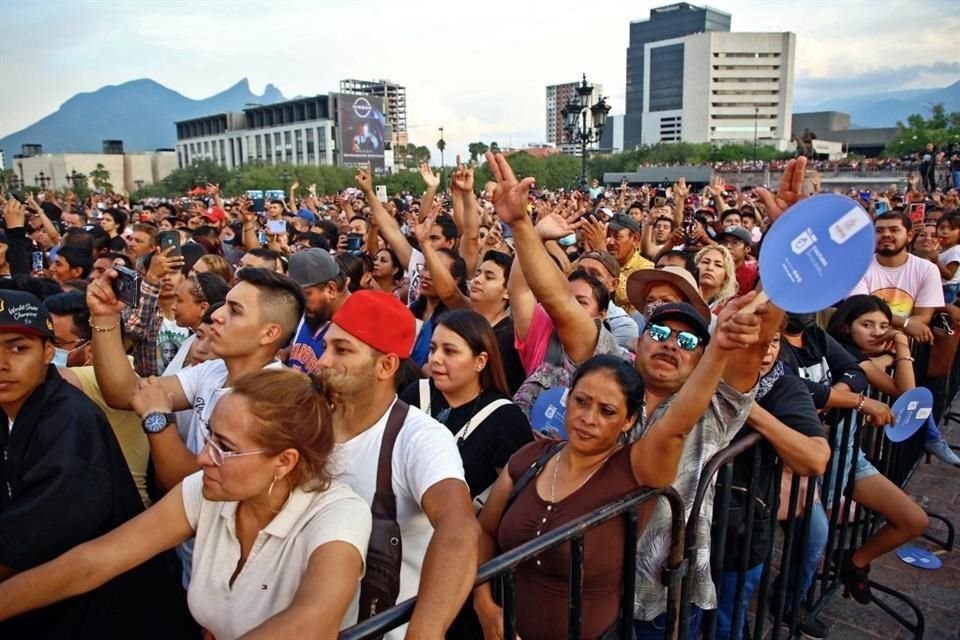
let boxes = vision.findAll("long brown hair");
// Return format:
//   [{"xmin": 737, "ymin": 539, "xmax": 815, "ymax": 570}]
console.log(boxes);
[
  {"xmin": 230, "ymin": 369, "xmax": 334, "ymax": 491},
  {"xmin": 435, "ymin": 309, "xmax": 509, "ymax": 395}
]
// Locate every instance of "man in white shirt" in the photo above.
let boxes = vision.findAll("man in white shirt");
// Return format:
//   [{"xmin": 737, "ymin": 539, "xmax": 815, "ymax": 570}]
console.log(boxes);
[
  {"xmin": 849, "ymin": 211, "xmax": 944, "ymax": 343},
  {"xmin": 317, "ymin": 290, "xmax": 479, "ymax": 639},
  {"xmin": 87, "ymin": 267, "xmax": 305, "ymax": 491}
]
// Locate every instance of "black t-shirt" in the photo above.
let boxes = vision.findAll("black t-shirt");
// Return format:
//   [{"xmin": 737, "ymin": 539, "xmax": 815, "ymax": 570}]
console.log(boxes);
[
  {"xmin": 107, "ymin": 235, "xmax": 128, "ymax": 252},
  {"xmin": 778, "ymin": 326, "xmax": 868, "ymax": 408},
  {"xmin": 399, "ymin": 380, "xmax": 534, "ymax": 497},
  {"xmin": 715, "ymin": 371, "xmax": 825, "ymax": 569},
  {"xmin": 494, "ymin": 316, "xmax": 527, "ymax": 396}
]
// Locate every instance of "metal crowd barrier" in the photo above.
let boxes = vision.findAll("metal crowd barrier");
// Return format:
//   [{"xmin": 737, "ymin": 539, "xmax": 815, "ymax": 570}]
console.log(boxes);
[
  {"xmin": 681, "ymin": 340, "xmax": 959, "ymax": 640},
  {"xmin": 340, "ymin": 486, "xmax": 685, "ymax": 640}
]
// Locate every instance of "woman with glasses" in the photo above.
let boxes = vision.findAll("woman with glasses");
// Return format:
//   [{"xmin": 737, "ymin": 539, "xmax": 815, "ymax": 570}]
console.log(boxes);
[{"xmin": 0, "ymin": 368, "xmax": 373, "ymax": 638}]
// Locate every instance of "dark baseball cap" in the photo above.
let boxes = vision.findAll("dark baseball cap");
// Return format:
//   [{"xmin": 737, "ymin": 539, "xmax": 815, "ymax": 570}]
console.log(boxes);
[
  {"xmin": 608, "ymin": 213, "xmax": 641, "ymax": 234},
  {"xmin": 577, "ymin": 251, "xmax": 621, "ymax": 278},
  {"xmin": 287, "ymin": 248, "xmax": 340, "ymax": 287},
  {"xmin": 715, "ymin": 225, "xmax": 754, "ymax": 248},
  {"xmin": 0, "ymin": 290, "xmax": 55, "ymax": 340},
  {"xmin": 646, "ymin": 301, "xmax": 710, "ymax": 346}
]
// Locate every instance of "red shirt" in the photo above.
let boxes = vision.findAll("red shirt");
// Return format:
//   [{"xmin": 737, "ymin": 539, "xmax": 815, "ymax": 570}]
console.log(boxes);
[{"xmin": 735, "ymin": 261, "xmax": 759, "ymax": 297}]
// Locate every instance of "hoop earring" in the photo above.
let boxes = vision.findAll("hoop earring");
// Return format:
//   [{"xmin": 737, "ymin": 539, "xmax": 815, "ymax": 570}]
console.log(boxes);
[{"xmin": 267, "ymin": 474, "xmax": 283, "ymax": 514}]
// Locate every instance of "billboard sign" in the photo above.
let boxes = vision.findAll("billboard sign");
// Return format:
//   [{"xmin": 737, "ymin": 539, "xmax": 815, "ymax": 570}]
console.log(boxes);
[{"xmin": 338, "ymin": 94, "xmax": 387, "ymax": 170}]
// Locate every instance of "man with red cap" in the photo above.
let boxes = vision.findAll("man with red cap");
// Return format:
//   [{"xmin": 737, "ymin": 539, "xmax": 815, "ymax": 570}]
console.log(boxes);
[{"xmin": 317, "ymin": 290, "xmax": 479, "ymax": 640}]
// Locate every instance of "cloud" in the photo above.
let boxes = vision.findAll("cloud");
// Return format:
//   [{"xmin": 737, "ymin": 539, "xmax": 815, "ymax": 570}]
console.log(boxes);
[{"xmin": 797, "ymin": 62, "xmax": 960, "ymax": 93}]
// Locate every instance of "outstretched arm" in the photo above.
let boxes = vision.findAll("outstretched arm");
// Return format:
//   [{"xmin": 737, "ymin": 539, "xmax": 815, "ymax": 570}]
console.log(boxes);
[{"xmin": 356, "ymin": 163, "xmax": 414, "ymax": 268}]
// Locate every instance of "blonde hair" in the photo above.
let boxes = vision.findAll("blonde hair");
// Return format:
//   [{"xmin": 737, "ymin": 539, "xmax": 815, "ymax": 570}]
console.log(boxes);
[
  {"xmin": 196, "ymin": 254, "xmax": 233, "ymax": 283},
  {"xmin": 230, "ymin": 369, "xmax": 334, "ymax": 491},
  {"xmin": 694, "ymin": 244, "xmax": 737, "ymax": 308}
]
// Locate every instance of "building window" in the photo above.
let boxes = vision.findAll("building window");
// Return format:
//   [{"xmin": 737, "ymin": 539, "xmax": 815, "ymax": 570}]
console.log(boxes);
[{"xmin": 649, "ymin": 44, "xmax": 684, "ymax": 112}]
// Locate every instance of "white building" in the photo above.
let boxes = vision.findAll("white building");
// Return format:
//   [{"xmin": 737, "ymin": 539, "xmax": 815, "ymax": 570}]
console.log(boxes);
[
  {"xmin": 640, "ymin": 31, "xmax": 796, "ymax": 150},
  {"xmin": 10, "ymin": 151, "xmax": 176, "ymax": 192}
]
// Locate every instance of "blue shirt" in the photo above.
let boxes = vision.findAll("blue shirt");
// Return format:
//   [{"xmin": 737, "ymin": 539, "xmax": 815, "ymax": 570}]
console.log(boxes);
[{"xmin": 287, "ymin": 316, "xmax": 329, "ymax": 375}]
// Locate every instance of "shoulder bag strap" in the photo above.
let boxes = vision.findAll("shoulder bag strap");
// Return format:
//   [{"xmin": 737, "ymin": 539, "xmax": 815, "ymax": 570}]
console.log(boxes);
[
  {"xmin": 418, "ymin": 378, "xmax": 431, "ymax": 414},
  {"xmin": 501, "ymin": 441, "xmax": 565, "ymax": 520},
  {"xmin": 370, "ymin": 400, "xmax": 410, "ymax": 521},
  {"xmin": 453, "ymin": 398, "xmax": 512, "ymax": 442}
]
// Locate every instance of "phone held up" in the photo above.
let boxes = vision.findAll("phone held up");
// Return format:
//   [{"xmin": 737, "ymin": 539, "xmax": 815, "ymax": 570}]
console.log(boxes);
[
  {"xmin": 158, "ymin": 230, "xmax": 181, "ymax": 258},
  {"xmin": 112, "ymin": 265, "xmax": 142, "ymax": 308}
]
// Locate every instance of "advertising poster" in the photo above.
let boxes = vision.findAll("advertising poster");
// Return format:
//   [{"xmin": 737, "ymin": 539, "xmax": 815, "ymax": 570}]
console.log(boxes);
[{"xmin": 338, "ymin": 93, "xmax": 387, "ymax": 170}]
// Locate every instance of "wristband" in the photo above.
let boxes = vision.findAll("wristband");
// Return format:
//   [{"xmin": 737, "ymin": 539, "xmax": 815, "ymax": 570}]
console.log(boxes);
[
  {"xmin": 89, "ymin": 318, "xmax": 121, "ymax": 333},
  {"xmin": 855, "ymin": 393, "xmax": 866, "ymax": 412},
  {"xmin": 895, "ymin": 356, "xmax": 915, "ymax": 363}
]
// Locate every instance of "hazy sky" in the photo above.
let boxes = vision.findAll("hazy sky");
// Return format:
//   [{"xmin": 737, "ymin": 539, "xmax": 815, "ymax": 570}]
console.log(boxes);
[{"xmin": 1, "ymin": 0, "xmax": 958, "ymax": 160}]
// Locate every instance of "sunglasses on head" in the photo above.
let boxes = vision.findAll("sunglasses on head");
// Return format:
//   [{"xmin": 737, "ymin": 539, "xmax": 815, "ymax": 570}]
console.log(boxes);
[{"xmin": 646, "ymin": 323, "xmax": 702, "ymax": 351}]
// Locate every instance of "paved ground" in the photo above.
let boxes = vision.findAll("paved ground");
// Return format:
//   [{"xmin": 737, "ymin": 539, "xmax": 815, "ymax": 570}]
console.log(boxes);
[{"xmin": 816, "ymin": 392, "xmax": 960, "ymax": 640}]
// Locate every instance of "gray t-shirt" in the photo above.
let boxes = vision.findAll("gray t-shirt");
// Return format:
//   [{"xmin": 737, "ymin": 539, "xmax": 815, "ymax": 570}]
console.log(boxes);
[{"xmin": 630, "ymin": 380, "xmax": 755, "ymax": 619}]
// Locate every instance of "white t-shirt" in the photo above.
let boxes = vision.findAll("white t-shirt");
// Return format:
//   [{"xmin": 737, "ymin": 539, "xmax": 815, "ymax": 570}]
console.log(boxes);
[
  {"xmin": 182, "ymin": 472, "xmax": 372, "ymax": 639},
  {"xmin": 163, "ymin": 334, "xmax": 197, "ymax": 443},
  {"xmin": 328, "ymin": 398, "xmax": 466, "ymax": 640},
  {"xmin": 158, "ymin": 316, "xmax": 190, "ymax": 372},
  {"xmin": 939, "ymin": 245, "xmax": 960, "ymax": 285},
  {"xmin": 848, "ymin": 254, "xmax": 945, "ymax": 318},
  {"xmin": 404, "ymin": 248, "xmax": 425, "ymax": 306}
]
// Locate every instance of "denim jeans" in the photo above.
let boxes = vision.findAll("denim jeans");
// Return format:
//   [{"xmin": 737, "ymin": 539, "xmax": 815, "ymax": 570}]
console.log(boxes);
[
  {"xmin": 633, "ymin": 606, "xmax": 703, "ymax": 640},
  {"xmin": 782, "ymin": 501, "xmax": 829, "ymax": 612},
  {"xmin": 715, "ymin": 563, "xmax": 765, "ymax": 640}
]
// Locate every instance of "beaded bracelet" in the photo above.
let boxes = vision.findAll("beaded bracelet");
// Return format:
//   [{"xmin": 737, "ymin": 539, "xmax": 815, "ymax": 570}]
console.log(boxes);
[{"xmin": 89, "ymin": 318, "xmax": 121, "ymax": 333}]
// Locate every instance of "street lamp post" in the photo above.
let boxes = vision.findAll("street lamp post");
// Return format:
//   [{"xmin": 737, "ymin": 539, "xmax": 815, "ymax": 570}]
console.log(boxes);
[
  {"xmin": 562, "ymin": 74, "xmax": 610, "ymax": 188},
  {"xmin": 35, "ymin": 171, "xmax": 51, "ymax": 189},
  {"xmin": 437, "ymin": 127, "xmax": 446, "ymax": 190}
]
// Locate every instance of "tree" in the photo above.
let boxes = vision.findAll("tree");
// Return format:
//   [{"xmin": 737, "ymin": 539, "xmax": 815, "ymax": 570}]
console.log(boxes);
[
  {"xmin": 884, "ymin": 103, "xmax": 960, "ymax": 156},
  {"xmin": 413, "ymin": 145, "xmax": 431, "ymax": 165},
  {"xmin": 489, "ymin": 141, "xmax": 500, "ymax": 154},
  {"xmin": 468, "ymin": 142, "xmax": 489, "ymax": 163},
  {"xmin": 89, "ymin": 163, "xmax": 113, "ymax": 193}
]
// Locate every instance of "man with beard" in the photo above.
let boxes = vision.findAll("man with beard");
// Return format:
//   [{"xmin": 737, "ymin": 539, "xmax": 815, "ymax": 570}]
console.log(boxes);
[
  {"xmin": 286, "ymin": 249, "xmax": 349, "ymax": 374},
  {"xmin": 849, "ymin": 211, "xmax": 943, "ymax": 344},
  {"xmin": 315, "ymin": 290, "xmax": 479, "ymax": 639}
]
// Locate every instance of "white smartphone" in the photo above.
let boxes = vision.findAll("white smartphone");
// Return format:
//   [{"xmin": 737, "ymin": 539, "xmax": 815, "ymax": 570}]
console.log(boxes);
[{"xmin": 267, "ymin": 219, "xmax": 287, "ymax": 235}]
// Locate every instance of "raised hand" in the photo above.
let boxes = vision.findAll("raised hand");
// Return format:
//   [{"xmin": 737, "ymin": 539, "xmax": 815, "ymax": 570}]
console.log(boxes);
[
  {"xmin": 536, "ymin": 210, "xmax": 584, "ymax": 242},
  {"xmin": 130, "ymin": 377, "xmax": 175, "ymax": 418},
  {"xmin": 237, "ymin": 196, "xmax": 256, "ymax": 224},
  {"xmin": 2, "ymin": 198, "xmax": 26, "ymax": 228},
  {"xmin": 290, "ymin": 180, "xmax": 300, "ymax": 191},
  {"xmin": 712, "ymin": 291, "xmax": 766, "ymax": 352},
  {"xmin": 485, "ymin": 151, "xmax": 535, "ymax": 227},
  {"xmin": 146, "ymin": 246, "xmax": 185, "ymax": 283},
  {"xmin": 355, "ymin": 162, "xmax": 373, "ymax": 193},
  {"xmin": 420, "ymin": 162, "xmax": 440, "ymax": 189},
  {"xmin": 451, "ymin": 155, "xmax": 475, "ymax": 194},
  {"xmin": 706, "ymin": 175, "xmax": 725, "ymax": 198},
  {"xmin": 579, "ymin": 215, "xmax": 607, "ymax": 251},
  {"xmin": 87, "ymin": 270, "xmax": 125, "ymax": 317},
  {"xmin": 673, "ymin": 177, "xmax": 689, "ymax": 201},
  {"xmin": 755, "ymin": 156, "xmax": 808, "ymax": 222},
  {"xmin": 206, "ymin": 183, "xmax": 220, "ymax": 195}
]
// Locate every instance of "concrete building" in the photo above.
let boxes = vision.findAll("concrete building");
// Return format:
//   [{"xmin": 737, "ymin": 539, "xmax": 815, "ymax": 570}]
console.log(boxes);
[
  {"xmin": 175, "ymin": 96, "xmax": 338, "ymax": 170},
  {"xmin": 9, "ymin": 147, "xmax": 176, "ymax": 192},
  {"xmin": 545, "ymin": 79, "xmax": 604, "ymax": 153},
  {"xmin": 340, "ymin": 79, "xmax": 408, "ymax": 146},
  {"xmin": 598, "ymin": 114, "xmax": 625, "ymax": 153},
  {"xmin": 625, "ymin": 3, "xmax": 731, "ymax": 150},
  {"xmin": 792, "ymin": 111, "xmax": 897, "ymax": 157},
  {"xmin": 638, "ymin": 31, "xmax": 796, "ymax": 150}
]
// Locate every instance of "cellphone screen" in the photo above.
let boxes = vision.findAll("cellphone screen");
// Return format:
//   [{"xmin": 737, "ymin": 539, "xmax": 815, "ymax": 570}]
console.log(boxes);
[
  {"xmin": 267, "ymin": 220, "xmax": 287, "ymax": 235},
  {"xmin": 159, "ymin": 230, "xmax": 181, "ymax": 257}
]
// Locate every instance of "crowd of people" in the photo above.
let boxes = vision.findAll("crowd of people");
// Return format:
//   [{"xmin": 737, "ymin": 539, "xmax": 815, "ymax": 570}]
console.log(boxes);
[{"xmin": 0, "ymin": 149, "xmax": 958, "ymax": 640}]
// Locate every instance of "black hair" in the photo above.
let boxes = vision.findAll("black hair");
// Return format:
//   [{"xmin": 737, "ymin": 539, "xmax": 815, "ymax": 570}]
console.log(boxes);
[
  {"xmin": 826, "ymin": 295, "xmax": 893, "ymax": 348},
  {"xmin": 438, "ymin": 247, "xmax": 468, "ymax": 294},
  {"xmin": 435, "ymin": 309, "xmax": 509, "ymax": 395},
  {"xmin": 193, "ymin": 225, "xmax": 219, "ymax": 240},
  {"xmin": 247, "ymin": 247, "xmax": 283, "ymax": 268},
  {"xmin": 375, "ymin": 247, "xmax": 404, "ymax": 282},
  {"xmin": 567, "ymin": 268, "xmax": 610, "ymax": 312},
  {"xmin": 297, "ymin": 232, "xmax": 329, "ymax": 250},
  {"xmin": 435, "ymin": 215, "xmax": 459, "ymax": 243},
  {"xmin": 57, "ymin": 246, "xmax": 93, "ymax": 278},
  {"xmin": 937, "ymin": 212, "xmax": 960, "ymax": 230},
  {"xmin": 876, "ymin": 211, "xmax": 913, "ymax": 232},
  {"xmin": 44, "ymin": 290, "xmax": 91, "ymax": 341},
  {"xmin": 192, "ymin": 272, "xmax": 230, "ymax": 306},
  {"xmin": 653, "ymin": 215, "xmax": 677, "ymax": 230},
  {"xmin": 316, "ymin": 220, "xmax": 340, "ymax": 247},
  {"xmin": 0, "ymin": 275, "xmax": 64, "ymax": 300},
  {"xmin": 570, "ymin": 354, "xmax": 645, "ymax": 421},
  {"xmin": 234, "ymin": 267, "xmax": 306, "ymax": 347},
  {"xmin": 103, "ymin": 208, "xmax": 128, "ymax": 234},
  {"xmin": 480, "ymin": 250, "xmax": 513, "ymax": 283},
  {"xmin": 334, "ymin": 252, "xmax": 370, "ymax": 293},
  {"xmin": 180, "ymin": 242, "xmax": 208, "ymax": 274},
  {"xmin": 103, "ymin": 251, "xmax": 133, "ymax": 269},
  {"xmin": 201, "ymin": 301, "xmax": 224, "ymax": 325},
  {"xmin": 269, "ymin": 199, "xmax": 286, "ymax": 209},
  {"xmin": 61, "ymin": 227, "xmax": 94, "ymax": 251}
]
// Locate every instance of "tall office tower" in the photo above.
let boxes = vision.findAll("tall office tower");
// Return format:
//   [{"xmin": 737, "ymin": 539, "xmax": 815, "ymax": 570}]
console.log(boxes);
[{"xmin": 340, "ymin": 79, "xmax": 408, "ymax": 146}]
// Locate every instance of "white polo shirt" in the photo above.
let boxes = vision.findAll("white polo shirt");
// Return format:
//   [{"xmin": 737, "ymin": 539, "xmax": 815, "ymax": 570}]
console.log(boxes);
[{"xmin": 182, "ymin": 472, "xmax": 372, "ymax": 638}]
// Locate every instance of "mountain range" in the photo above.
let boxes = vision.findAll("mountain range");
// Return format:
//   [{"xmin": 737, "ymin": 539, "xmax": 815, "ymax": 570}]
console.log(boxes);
[
  {"xmin": 0, "ymin": 78, "xmax": 286, "ymax": 158},
  {"xmin": 794, "ymin": 81, "xmax": 960, "ymax": 128}
]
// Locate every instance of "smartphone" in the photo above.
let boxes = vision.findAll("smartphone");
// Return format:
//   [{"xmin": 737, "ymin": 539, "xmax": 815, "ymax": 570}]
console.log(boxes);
[
  {"xmin": 859, "ymin": 190, "xmax": 871, "ymax": 202},
  {"xmin": 375, "ymin": 185, "xmax": 388, "ymax": 203},
  {"xmin": 265, "ymin": 189, "xmax": 285, "ymax": 203},
  {"xmin": 112, "ymin": 265, "xmax": 142, "ymax": 308},
  {"xmin": 875, "ymin": 200, "xmax": 889, "ymax": 215},
  {"xmin": 258, "ymin": 230, "xmax": 268, "ymax": 245},
  {"xmin": 654, "ymin": 196, "xmax": 667, "ymax": 208},
  {"xmin": 159, "ymin": 230, "xmax": 181, "ymax": 257},
  {"xmin": 267, "ymin": 219, "xmax": 287, "ymax": 235},
  {"xmin": 345, "ymin": 233, "xmax": 363, "ymax": 252},
  {"xmin": 908, "ymin": 203, "xmax": 926, "ymax": 224},
  {"xmin": 246, "ymin": 190, "xmax": 265, "ymax": 213},
  {"xmin": 31, "ymin": 251, "xmax": 44, "ymax": 273}
]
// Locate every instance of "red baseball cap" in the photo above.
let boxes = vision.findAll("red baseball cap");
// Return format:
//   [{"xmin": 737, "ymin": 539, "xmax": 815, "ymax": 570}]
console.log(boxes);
[
  {"xmin": 204, "ymin": 206, "xmax": 227, "ymax": 223},
  {"xmin": 331, "ymin": 290, "xmax": 416, "ymax": 358}
]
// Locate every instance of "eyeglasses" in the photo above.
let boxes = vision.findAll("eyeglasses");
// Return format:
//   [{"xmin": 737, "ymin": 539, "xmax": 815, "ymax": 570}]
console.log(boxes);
[
  {"xmin": 202, "ymin": 433, "xmax": 268, "ymax": 466},
  {"xmin": 54, "ymin": 338, "xmax": 88, "ymax": 350},
  {"xmin": 646, "ymin": 323, "xmax": 702, "ymax": 351}
]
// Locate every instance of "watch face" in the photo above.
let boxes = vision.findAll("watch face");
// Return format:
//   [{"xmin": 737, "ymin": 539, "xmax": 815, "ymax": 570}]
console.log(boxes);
[{"xmin": 144, "ymin": 413, "xmax": 168, "ymax": 433}]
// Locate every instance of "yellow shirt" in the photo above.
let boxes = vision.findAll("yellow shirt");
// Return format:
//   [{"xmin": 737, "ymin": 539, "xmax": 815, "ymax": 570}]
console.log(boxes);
[
  {"xmin": 615, "ymin": 249, "xmax": 655, "ymax": 314},
  {"xmin": 72, "ymin": 366, "xmax": 150, "ymax": 507}
]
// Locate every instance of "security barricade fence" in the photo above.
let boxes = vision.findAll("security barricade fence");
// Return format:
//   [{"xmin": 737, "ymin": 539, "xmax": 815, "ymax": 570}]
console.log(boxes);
[
  {"xmin": 340, "ymin": 487, "xmax": 686, "ymax": 640},
  {"xmin": 341, "ymin": 344, "xmax": 959, "ymax": 640}
]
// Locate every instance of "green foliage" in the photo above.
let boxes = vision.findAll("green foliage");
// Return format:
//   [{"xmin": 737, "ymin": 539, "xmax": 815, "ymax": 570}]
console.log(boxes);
[
  {"xmin": 884, "ymin": 103, "xmax": 960, "ymax": 155},
  {"xmin": 468, "ymin": 142, "xmax": 489, "ymax": 163},
  {"xmin": 89, "ymin": 163, "xmax": 113, "ymax": 193}
]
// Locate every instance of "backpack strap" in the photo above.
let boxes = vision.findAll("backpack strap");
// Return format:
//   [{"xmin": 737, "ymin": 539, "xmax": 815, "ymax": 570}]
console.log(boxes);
[
  {"xmin": 453, "ymin": 398, "xmax": 512, "ymax": 442},
  {"xmin": 417, "ymin": 378, "xmax": 431, "ymax": 414},
  {"xmin": 371, "ymin": 400, "xmax": 410, "ymax": 522}
]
